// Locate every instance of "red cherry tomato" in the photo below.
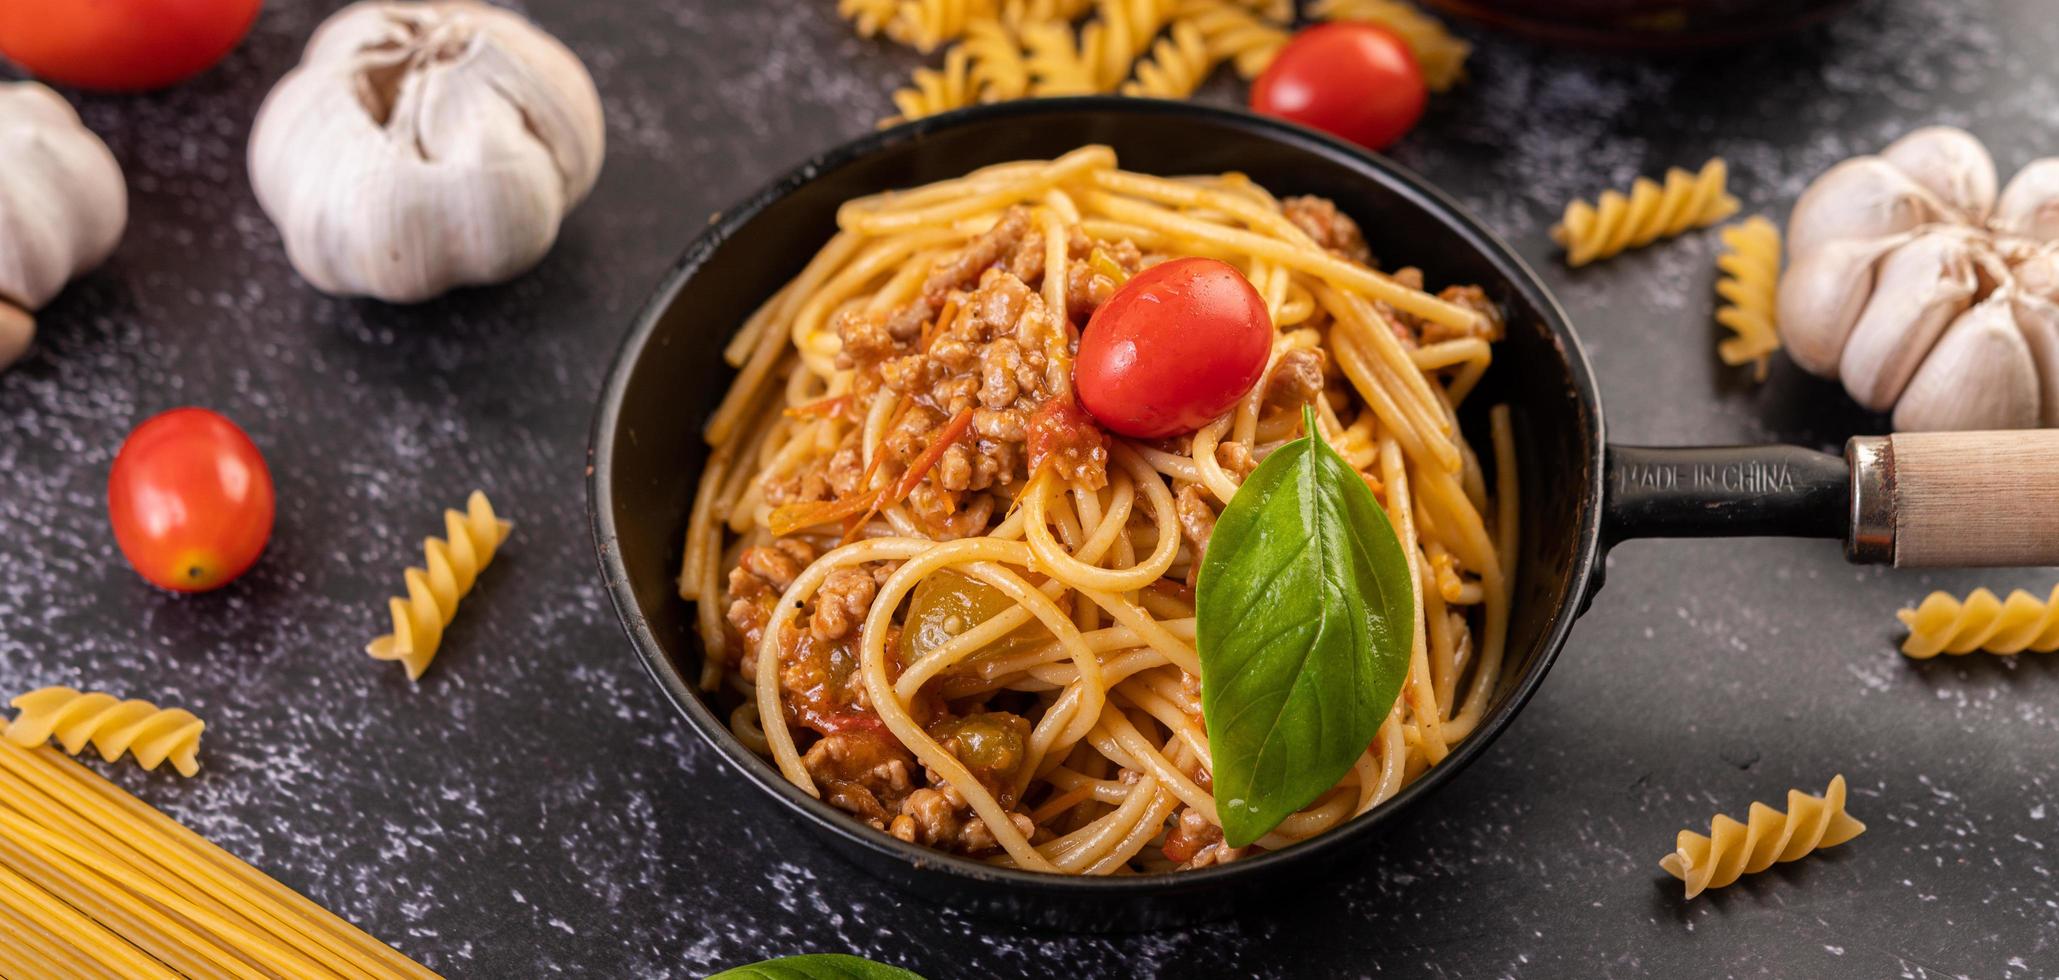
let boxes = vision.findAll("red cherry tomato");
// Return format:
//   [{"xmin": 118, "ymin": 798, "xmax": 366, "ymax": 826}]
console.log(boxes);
[
  {"xmin": 0, "ymin": 0, "xmax": 261, "ymax": 91},
  {"xmin": 1075, "ymin": 258, "xmax": 1272, "ymax": 439},
  {"xmin": 1250, "ymin": 23, "xmax": 1427, "ymax": 152},
  {"xmin": 108, "ymin": 408, "xmax": 275, "ymax": 593}
]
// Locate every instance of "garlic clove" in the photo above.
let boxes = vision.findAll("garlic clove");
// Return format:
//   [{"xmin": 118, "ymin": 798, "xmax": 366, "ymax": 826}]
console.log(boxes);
[
  {"xmin": 2009, "ymin": 288, "xmax": 2059, "ymax": 427},
  {"xmin": 1892, "ymin": 296, "xmax": 2042, "ymax": 431},
  {"xmin": 1837, "ymin": 229, "xmax": 1980, "ymax": 410},
  {"xmin": 1787, "ymin": 157, "xmax": 1948, "ymax": 259},
  {"xmin": 1880, "ymin": 126, "xmax": 1997, "ymax": 223},
  {"xmin": 248, "ymin": 1, "xmax": 605, "ymax": 303},
  {"xmin": 1994, "ymin": 158, "xmax": 2059, "ymax": 242},
  {"xmin": 1776, "ymin": 232, "xmax": 1911, "ymax": 379},
  {"xmin": 0, "ymin": 81, "xmax": 126, "ymax": 313}
]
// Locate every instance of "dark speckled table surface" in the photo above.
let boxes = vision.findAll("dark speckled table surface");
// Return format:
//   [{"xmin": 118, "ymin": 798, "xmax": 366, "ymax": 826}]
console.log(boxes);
[{"xmin": 4, "ymin": 1, "xmax": 2059, "ymax": 977}]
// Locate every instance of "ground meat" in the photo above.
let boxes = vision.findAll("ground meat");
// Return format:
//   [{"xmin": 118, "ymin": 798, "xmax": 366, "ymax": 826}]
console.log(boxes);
[
  {"xmin": 833, "ymin": 307, "xmax": 896, "ymax": 364},
  {"xmin": 1064, "ymin": 231, "xmax": 1143, "ymax": 324},
  {"xmin": 1420, "ymin": 284, "xmax": 1506, "ymax": 345},
  {"xmin": 1162, "ymin": 807, "xmax": 1231, "ymax": 867},
  {"xmin": 1283, "ymin": 195, "xmax": 1372, "ymax": 265},
  {"xmin": 1214, "ymin": 439, "xmax": 1254, "ymax": 480},
  {"xmin": 761, "ymin": 463, "xmax": 834, "ymax": 507},
  {"xmin": 904, "ymin": 482, "xmax": 997, "ymax": 540},
  {"xmin": 825, "ymin": 445, "xmax": 864, "ymax": 498},
  {"xmin": 811, "ymin": 566, "xmax": 877, "ymax": 642},
  {"xmin": 804, "ymin": 731, "xmax": 916, "ymax": 828},
  {"xmin": 811, "ymin": 211, "xmax": 1127, "ymax": 523},
  {"xmin": 887, "ymin": 780, "xmax": 1037, "ymax": 856},
  {"xmin": 1025, "ymin": 393, "xmax": 1110, "ymax": 490},
  {"xmin": 1263, "ymin": 347, "xmax": 1327, "ymax": 411},
  {"xmin": 885, "ymin": 207, "xmax": 1034, "ymax": 342},
  {"xmin": 1174, "ymin": 484, "xmax": 1216, "ymax": 562},
  {"xmin": 723, "ymin": 539, "xmax": 821, "ymax": 669}
]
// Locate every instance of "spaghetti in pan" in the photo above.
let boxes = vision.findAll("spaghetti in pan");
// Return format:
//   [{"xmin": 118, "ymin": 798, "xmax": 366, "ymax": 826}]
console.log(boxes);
[{"xmin": 678, "ymin": 145, "xmax": 1519, "ymax": 875}]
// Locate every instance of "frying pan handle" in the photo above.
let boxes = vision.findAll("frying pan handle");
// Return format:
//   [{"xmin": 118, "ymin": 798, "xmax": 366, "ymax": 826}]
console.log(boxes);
[
  {"xmin": 1602, "ymin": 444, "xmax": 1849, "ymax": 550},
  {"xmin": 1604, "ymin": 432, "xmax": 2059, "ymax": 567}
]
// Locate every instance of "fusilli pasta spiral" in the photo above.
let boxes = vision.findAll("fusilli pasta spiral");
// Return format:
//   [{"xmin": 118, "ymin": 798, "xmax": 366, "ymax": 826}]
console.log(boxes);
[
  {"xmin": 1898, "ymin": 585, "xmax": 2059, "ymax": 658},
  {"xmin": 1020, "ymin": 0, "xmax": 1173, "ymax": 95},
  {"xmin": 1172, "ymin": 0, "xmax": 1288, "ymax": 79},
  {"xmin": 4, "ymin": 687, "xmax": 206, "ymax": 777},
  {"xmin": 999, "ymin": 0, "xmax": 1095, "ymax": 26},
  {"xmin": 886, "ymin": 20, "xmax": 1030, "ymax": 124},
  {"xmin": 839, "ymin": 0, "xmax": 901, "ymax": 37},
  {"xmin": 1551, "ymin": 158, "xmax": 1740, "ymax": 267},
  {"xmin": 365, "ymin": 490, "xmax": 512, "ymax": 680},
  {"xmin": 1310, "ymin": 0, "xmax": 1470, "ymax": 92},
  {"xmin": 1121, "ymin": 19, "xmax": 1212, "ymax": 98},
  {"xmin": 1023, "ymin": 19, "xmax": 1108, "ymax": 94},
  {"xmin": 887, "ymin": 0, "xmax": 998, "ymax": 52},
  {"xmin": 1714, "ymin": 215, "xmax": 1782, "ymax": 380},
  {"xmin": 1660, "ymin": 775, "xmax": 1865, "ymax": 899}
]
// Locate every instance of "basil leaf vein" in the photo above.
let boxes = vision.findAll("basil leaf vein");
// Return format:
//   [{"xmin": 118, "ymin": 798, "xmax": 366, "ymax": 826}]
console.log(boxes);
[
  {"xmin": 705, "ymin": 953, "xmax": 927, "ymax": 980},
  {"xmin": 1196, "ymin": 405, "xmax": 1415, "ymax": 848}
]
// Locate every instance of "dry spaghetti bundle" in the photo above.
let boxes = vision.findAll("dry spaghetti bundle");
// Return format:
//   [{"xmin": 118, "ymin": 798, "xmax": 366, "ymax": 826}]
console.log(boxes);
[
  {"xmin": 0, "ymin": 737, "xmax": 439, "ymax": 978},
  {"xmin": 681, "ymin": 146, "xmax": 1518, "ymax": 874}
]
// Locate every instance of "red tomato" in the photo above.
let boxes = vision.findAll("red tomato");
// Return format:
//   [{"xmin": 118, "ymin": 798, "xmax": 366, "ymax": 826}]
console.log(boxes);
[
  {"xmin": 108, "ymin": 408, "xmax": 275, "ymax": 593},
  {"xmin": 1250, "ymin": 23, "xmax": 1427, "ymax": 152},
  {"xmin": 0, "ymin": 0, "xmax": 262, "ymax": 91},
  {"xmin": 1074, "ymin": 258, "xmax": 1272, "ymax": 439}
]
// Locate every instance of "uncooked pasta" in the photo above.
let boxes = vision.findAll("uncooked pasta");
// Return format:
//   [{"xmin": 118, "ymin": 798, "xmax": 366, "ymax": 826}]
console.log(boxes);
[
  {"xmin": 1310, "ymin": 0, "xmax": 1469, "ymax": 92},
  {"xmin": 0, "ymin": 738, "xmax": 439, "ymax": 978},
  {"xmin": 679, "ymin": 146, "xmax": 1519, "ymax": 874},
  {"xmin": 1660, "ymin": 775, "xmax": 1865, "ymax": 899},
  {"xmin": 1714, "ymin": 215, "xmax": 1782, "ymax": 380},
  {"xmin": 4, "ymin": 688, "xmax": 205, "ymax": 778},
  {"xmin": 864, "ymin": 0, "xmax": 1314, "ymax": 123},
  {"xmin": 364, "ymin": 490, "xmax": 512, "ymax": 681},
  {"xmin": 1899, "ymin": 585, "xmax": 2059, "ymax": 658},
  {"xmin": 1551, "ymin": 158, "xmax": 1740, "ymax": 267},
  {"xmin": 887, "ymin": 20, "xmax": 1030, "ymax": 123},
  {"xmin": 1121, "ymin": 19, "xmax": 1211, "ymax": 97},
  {"xmin": 1175, "ymin": 0, "xmax": 1288, "ymax": 79}
]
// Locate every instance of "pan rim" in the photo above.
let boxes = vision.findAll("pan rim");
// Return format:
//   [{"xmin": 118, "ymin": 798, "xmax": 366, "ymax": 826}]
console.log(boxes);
[{"xmin": 588, "ymin": 96, "xmax": 1606, "ymax": 896}]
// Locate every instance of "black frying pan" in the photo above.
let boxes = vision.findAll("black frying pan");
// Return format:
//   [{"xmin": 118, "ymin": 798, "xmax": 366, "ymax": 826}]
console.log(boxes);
[{"xmin": 588, "ymin": 98, "xmax": 2059, "ymax": 930}]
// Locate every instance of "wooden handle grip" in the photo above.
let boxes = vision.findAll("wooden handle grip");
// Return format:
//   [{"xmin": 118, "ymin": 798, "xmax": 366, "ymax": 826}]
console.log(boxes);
[{"xmin": 1889, "ymin": 430, "xmax": 2059, "ymax": 567}]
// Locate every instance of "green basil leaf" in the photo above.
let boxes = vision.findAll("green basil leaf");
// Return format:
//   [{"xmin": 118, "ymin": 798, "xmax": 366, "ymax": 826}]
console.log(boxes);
[
  {"xmin": 1196, "ymin": 405, "xmax": 1415, "ymax": 848},
  {"xmin": 705, "ymin": 953, "xmax": 926, "ymax": 980}
]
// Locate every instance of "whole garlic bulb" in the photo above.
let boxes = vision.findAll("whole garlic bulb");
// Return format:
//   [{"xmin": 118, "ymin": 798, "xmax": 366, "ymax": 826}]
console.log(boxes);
[
  {"xmin": 0, "ymin": 82, "xmax": 127, "ymax": 370},
  {"xmin": 248, "ymin": 0, "xmax": 604, "ymax": 303},
  {"xmin": 1778, "ymin": 127, "xmax": 2059, "ymax": 430}
]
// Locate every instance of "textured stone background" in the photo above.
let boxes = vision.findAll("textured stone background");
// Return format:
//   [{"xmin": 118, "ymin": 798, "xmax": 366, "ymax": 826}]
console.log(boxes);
[{"xmin": 3, "ymin": 0, "xmax": 2058, "ymax": 977}]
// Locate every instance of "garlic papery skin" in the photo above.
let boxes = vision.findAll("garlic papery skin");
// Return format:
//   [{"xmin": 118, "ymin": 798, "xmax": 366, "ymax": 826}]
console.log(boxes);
[
  {"xmin": 1786, "ymin": 157, "xmax": 1946, "ymax": 258},
  {"xmin": 1995, "ymin": 158, "xmax": 2059, "ymax": 242},
  {"xmin": 1880, "ymin": 126, "xmax": 1997, "ymax": 222},
  {"xmin": 248, "ymin": 0, "xmax": 604, "ymax": 303},
  {"xmin": 1837, "ymin": 230, "xmax": 1979, "ymax": 410},
  {"xmin": 0, "ymin": 81, "xmax": 126, "ymax": 369},
  {"xmin": 2009, "ymin": 290, "xmax": 2059, "ymax": 427},
  {"xmin": 1775, "ymin": 232, "xmax": 1909, "ymax": 378},
  {"xmin": 1893, "ymin": 296, "xmax": 2041, "ymax": 431}
]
